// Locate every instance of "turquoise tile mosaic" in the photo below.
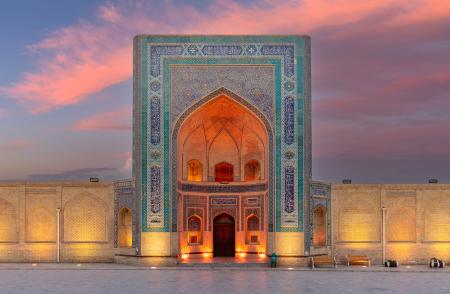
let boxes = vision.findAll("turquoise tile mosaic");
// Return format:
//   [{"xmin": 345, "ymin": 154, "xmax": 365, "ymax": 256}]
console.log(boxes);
[{"xmin": 133, "ymin": 35, "xmax": 311, "ymax": 234}]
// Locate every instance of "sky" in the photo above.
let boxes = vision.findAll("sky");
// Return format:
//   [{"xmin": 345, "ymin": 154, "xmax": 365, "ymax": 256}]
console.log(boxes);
[{"xmin": 0, "ymin": 0, "xmax": 449, "ymax": 183}]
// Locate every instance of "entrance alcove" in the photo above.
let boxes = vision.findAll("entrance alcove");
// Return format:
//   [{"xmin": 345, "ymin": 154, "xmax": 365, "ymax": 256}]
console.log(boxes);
[
  {"xmin": 175, "ymin": 91, "xmax": 271, "ymax": 256},
  {"xmin": 213, "ymin": 213, "xmax": 235, "ymax": 257}
]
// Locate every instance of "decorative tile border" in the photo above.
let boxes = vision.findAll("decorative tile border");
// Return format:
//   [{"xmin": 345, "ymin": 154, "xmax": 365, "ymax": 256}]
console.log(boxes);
[{"xmin": 179, "ymin": 182, "xmax": 268, "ymax": 193}]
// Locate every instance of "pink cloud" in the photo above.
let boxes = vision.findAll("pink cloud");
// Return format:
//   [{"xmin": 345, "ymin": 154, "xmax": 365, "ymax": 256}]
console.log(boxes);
[
  {"xmin": 71, "ymin": 106, "xmax": 131, "ymax": 131},
  {"xmin": 0, "ymin": 108, "xmax": 6, "ymax": 118},
  {"xmin": 2, "ymin": 0, "xmax": 449, "ymax": 114},
  {"xmin": 98, "ymin": 4, "xmax": 122, "ymax": 23}
]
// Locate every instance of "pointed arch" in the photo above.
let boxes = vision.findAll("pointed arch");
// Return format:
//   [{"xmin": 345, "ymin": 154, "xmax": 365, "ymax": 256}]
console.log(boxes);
[
  {"xmin": 63, "ymin": 193, "xmax": 107, "ymax": 242},
  {"xmin": 313, "ymin": 205, "xmax": 327, "ymax": 247},
  {"xmin": 119, "ymin": 207, "xmax": 132, "ymax": 248},
  {"xmin": 172, "ymin": 87, "xmax": 274, "ymax": 232}
]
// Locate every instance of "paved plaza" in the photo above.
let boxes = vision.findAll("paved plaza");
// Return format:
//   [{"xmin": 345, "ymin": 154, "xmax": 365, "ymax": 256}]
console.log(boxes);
[{"xmin": 0, "ymin": 264, "xmax": 449, "ymax": 293}]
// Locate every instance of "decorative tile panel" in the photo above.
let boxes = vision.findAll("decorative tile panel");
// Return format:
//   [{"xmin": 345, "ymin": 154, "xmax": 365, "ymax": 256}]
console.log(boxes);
[
  {"xmin": 150, "ymin": 96, "xmax": 160, "ymax": 145},
  {"xmin": 284, "ymin": 166, "xmax": 295, "ymax": 213},
  {"xmin": 133, "ymin": 35, "xmax": 310, "ymax": 235},
  {"xmin": 284, "ymin": 96, "xmax": 295, "ymax": 145}
]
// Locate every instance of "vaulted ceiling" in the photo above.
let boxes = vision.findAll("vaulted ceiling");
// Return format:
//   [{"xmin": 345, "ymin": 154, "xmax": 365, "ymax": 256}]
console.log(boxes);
[{"xmin": 178, "ymin": 95, "xmax": 268, "ymax": 150}]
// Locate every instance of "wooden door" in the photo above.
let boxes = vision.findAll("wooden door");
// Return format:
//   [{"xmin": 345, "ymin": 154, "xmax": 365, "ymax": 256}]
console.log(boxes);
[{"xmin": 213, "ymin": 214, "xmax": 235, "ymax": 257}]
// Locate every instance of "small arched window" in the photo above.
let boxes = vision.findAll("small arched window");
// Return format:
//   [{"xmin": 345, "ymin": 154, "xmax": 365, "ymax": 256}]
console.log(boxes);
[
  {"xmin": 187, "ymin": 160, "xmax": 202, "ymax": 182},
  {"xmin": 313, "ymin": 206, "xmax": 327, "ymax": 247},
  {"xmin": 214, "ymin": 162, "xmax": 234, "ymax": 182},
  {"xmin": 187, "ymin": 215, "xmax": 202, "ymax": 244},
  {"xmin": 244, "ymin": 160, "xmax": 261, "ymax": 181}
]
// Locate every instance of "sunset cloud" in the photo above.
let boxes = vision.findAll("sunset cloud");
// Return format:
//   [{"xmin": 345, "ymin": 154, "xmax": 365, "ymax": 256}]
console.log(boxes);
[
  {"xmin": 1, "ymin": 0, "xmax": 450, "ymax": 182},
  {"xmin": 72, "ymin": 106, "xmax": 131, "ymax": 131},
  {"xmin": 2, "ymin": 0, "xmax": 449, "ymax": 113}
]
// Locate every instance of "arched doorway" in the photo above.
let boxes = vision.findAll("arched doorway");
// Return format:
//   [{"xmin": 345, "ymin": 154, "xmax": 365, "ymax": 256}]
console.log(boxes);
[{"xmin": 213, "ymin": 213, "xmax": 235, "ymax": 257}]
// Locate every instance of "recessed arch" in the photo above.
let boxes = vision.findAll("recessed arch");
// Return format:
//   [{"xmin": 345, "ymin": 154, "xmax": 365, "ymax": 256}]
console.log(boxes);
[
  {"xmin": 187, "ymin": 159, "xmax": 202, "ymax": 182},
  {"xmin": 214, "ymin": 161, "xmax": 234, "ymax": 182},
  {"xmin": 313, "ymin": 205, "xmax": 327, "ymax": 247},
  {"xmin": 172, "ymin": 87, "xmax": 274, "ymax": 234},
  {"xmin": 244, "ymin": 160, "xmax": 261, "ymax": 181},
  {"xmin": 213, "ymin": 212, "xmax": 235, "ymax": 256},
  {"xmin": 63, "ymin": 194, "xmax": 107, "ymax": 242},
  {"xmin": 187, "ymin": 214, "xmax": 202, "ymax": 244},
  {"xmin": 119, "ymin": 207, "xmax": 132, "ymax": 248},
  {"xmin": 246, "ymin": 214, "xmax": 260, "ymax": 244}
]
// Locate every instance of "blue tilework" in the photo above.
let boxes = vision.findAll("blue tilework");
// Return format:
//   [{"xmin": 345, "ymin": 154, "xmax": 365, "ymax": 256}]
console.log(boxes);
[{"xmin": 135, "ymin": 35, "xmax": 306, "ymax": 233}]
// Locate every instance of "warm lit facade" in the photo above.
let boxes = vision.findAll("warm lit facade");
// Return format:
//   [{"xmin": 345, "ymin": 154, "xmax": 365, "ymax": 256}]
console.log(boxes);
[
  {"xmin": 0, "ymin": 35, "xmax": 448, "ymax": 266},
  {"xmin": 132, "ymin": 35, "xmax": 312, "ymax": 261}
]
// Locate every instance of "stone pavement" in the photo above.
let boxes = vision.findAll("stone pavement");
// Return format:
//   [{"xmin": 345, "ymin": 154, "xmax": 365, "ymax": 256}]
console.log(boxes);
[
  {"xmin": 1, "ymin": 262, "xmax": 449, "ymax": 272},
  {"xmin": 0, "ymin": 263, "xmax": 449, "ymax": 293}
]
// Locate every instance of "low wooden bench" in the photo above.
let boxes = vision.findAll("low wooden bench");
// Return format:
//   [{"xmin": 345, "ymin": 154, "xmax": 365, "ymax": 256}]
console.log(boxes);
[
  {"xmin": 311, "ymin": 255, "xmax": 337, "ymax": 269},
  {"xmin": 347, "ymin": 255, "xmax": 371, "ymax": 267}
]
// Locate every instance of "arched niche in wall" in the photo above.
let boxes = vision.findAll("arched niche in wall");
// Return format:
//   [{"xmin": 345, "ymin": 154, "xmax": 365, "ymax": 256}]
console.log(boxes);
[
  {"xmin": 26, "ymin": 207, "xmax": 56, "ymax": 242},
  {"xmin": 187, "ymin": 159, "xmax": 202, "ymax": 182},
  {"xmin": 241, "ymin": 129, "xmax": 265, "ymax": 180},
  {"xmin": 119, "ymin": 207, "xmax": 132, "ymax": 248},
  {"xmin": 214, "ymin": 161, "xmax": 234, "ymax": 182},
  {"xmin": 187, "ymin": 215, "xmax": 202, "ymax": 244},
  {"xmin": 313, "ymin": 205, "xmax": 327, "ymax": 247},
  {"xmin": 244, "ymin": 160, "xmax": 261, "ymax": 181},
  {"xmin": 182, "ymin": 126, "xmax": 207, "ymax": 180},
  {"xmin": 246, "ymin": 214, "xmax": 260, "ymax": 244},
  {"xmin": 63, "ymin": 194, "xmax": 107, "ymax": 242}
]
